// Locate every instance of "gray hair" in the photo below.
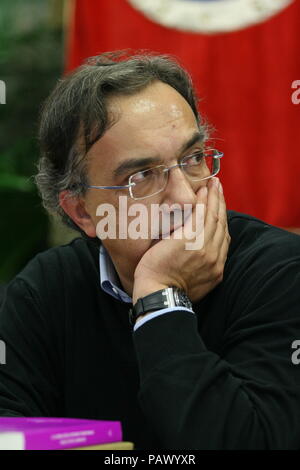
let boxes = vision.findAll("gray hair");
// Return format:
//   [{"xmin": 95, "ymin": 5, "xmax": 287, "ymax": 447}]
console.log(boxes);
[{"xmin": 35, "ymin": 51, "xmax": 208, "ymax": 234}]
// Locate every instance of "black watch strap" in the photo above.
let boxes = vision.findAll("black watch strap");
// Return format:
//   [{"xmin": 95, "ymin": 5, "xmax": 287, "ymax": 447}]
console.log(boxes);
[{"xmin": 129, "ymin": 286, "xmax": 192, "ymax": 326}]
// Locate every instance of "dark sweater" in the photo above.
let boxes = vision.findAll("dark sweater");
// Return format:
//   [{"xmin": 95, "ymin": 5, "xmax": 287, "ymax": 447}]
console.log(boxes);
[{"xmin": 0, "ymin": 211, "xmax": 300, "ymax": 449}]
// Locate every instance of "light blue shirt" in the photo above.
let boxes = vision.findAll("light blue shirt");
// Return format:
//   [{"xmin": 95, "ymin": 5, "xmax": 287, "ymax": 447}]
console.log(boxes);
[{"xmin": 99, "ymin": 244, "xmax": 194, "ymax": 331}]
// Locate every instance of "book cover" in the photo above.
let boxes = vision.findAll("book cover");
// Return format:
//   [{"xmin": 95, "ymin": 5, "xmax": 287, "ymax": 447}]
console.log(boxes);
[{"xmin": 0, "ymin": 417, "xmax": 122, "ymax": 450}]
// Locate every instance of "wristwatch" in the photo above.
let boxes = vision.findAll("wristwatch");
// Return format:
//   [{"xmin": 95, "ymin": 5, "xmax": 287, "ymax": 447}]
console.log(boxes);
[{"xmin": 129, "ymin": 286, "xmax": 193, "ymax": 326}]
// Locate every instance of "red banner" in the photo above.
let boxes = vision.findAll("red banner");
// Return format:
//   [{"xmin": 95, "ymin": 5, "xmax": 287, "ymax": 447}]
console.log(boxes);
[{"xmin": 66, "ymin": 0, "xmax": 300, "ymax": 228}]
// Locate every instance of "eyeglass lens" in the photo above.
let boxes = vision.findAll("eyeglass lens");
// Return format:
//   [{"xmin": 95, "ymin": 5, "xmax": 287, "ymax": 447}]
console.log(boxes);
[{"xmin": 130, "ymin": 151, "xmax": 220, "ymax": 199}]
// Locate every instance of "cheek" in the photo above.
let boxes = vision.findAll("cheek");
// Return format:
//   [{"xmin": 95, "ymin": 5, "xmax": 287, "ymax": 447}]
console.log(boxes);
[
  {"xmin": 84, "ymin": 192, "xmax": 101, "ymax": 217},
  {"xmin": 100, "ymin": 198, "xmax": 155, "ymax": 260},
  {"xmin": 85, "ymin": 191, "xmax": 118, "ymax": 226},
  {"xmin": 102, "ymin": 237, "xmax": 151, "ymax": 269},
  {"xmin": 93, "ymin": 192, "xmax": 168, "ymax": 247},
  {"xmin": 193, "ymin": 180, "xmax": 206, "ymax": 192},
  {"xmin": 116, "ymin": 197, "xmax": 157, "ymax": 234}
]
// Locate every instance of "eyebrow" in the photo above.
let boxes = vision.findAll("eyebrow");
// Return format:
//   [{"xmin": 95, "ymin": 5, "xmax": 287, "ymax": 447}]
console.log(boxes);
[{"xmin": 113, "ymin": 130, "xmax": 204, "ymax": 178}]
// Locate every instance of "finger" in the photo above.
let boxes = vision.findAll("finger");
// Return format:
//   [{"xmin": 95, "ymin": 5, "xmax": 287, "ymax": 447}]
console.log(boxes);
[
  {"xmin": 204, "ymin": 177, "xmax": 221, "ymax": 240},
  {"xmin": 174, "ymin": 184, "xmax": 207, "ymax": 244},
  {"xmin": 219, "ymin": 225, "xmax": 231, "ymax": 263},
  {"xmin": 196, "ymin": 183, "xmax": 208, "ymax": 214},
  {"xmin": 211, "ymin": 181, "xmax": 229, "ymax": 249},
  {"xmin": 179, "ymin": 178, "xmax": 220, "ymax": 249},
  {"xmin": 217, "ymin": 181, "xmax": 229, "ymax": 233},
  {"xmin": 216, "ymin": 228, "xmax": 231, "ymax": 276}
]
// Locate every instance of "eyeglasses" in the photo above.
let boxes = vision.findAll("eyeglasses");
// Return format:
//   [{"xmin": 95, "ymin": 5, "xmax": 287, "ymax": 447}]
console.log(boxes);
[{"xmin": 86, "ymin": 148, "xmax": 223, "ymax": 200}]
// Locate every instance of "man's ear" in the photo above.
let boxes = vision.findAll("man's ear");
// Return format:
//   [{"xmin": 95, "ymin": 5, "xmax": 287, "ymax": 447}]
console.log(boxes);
[{"xmin": 59, "ymin": 190, "xmax": 97, "ymax": 238}]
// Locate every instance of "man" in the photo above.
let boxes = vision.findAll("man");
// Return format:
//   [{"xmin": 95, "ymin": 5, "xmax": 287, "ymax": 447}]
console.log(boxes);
[{"xmin": 0, "ymin": 52, "xmax": 300, "ymax": 450}]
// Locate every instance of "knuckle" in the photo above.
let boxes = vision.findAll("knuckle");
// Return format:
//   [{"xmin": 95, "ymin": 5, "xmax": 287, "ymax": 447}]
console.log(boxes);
[
  {"xmin": 224, "ymin": 229, "xmax": 231, "ymax": 240},
  {"xmin": 220, "ymin": 218, "xmax": 228, "ymax": 230},
  {"xmin": 213, "ymin": 212, "xmax": 219, "ymax": 223},
  {"xmin": 206, "ymin": 253, "xmax": 218, "ymax": 267},
  {"xmin": 197, "ymin": 247, "xmax": 206, "ymax": 260},
  {"xmin": 214, "ymin": 265, "xmax": 224, "ymax": 282}
]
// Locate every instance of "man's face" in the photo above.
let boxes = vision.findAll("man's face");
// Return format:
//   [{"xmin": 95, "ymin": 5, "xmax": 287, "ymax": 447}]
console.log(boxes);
[{"xmin": 82, "ymin": 80, "xmax": 206, "ymax": 294}]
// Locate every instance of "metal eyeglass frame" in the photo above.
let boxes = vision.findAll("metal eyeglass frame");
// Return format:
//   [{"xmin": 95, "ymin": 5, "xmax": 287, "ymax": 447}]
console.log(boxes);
[{"xmin": 85, "ymin": 149, "xmax": 223, "ymax": 200}]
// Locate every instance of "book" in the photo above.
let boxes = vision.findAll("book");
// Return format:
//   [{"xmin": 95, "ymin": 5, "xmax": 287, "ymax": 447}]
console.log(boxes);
[
  {"xmin": 68, "ymin": 441, "xmax": 134, "ymax": 450},
  {"xmin": 0, "ymin": 417, "xmax": 122, "ymax": 450}
]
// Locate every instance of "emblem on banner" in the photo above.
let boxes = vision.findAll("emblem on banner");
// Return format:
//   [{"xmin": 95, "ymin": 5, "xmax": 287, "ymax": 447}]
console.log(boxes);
[{"xmin": 127, "ymin": 0, "xmax": 294, "ymax": 33}]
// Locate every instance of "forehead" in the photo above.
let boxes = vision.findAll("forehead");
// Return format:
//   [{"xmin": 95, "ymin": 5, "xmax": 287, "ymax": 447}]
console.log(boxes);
[{"xmin": 86, "ymin": 81, "xmax": 199, "ymax": 177}]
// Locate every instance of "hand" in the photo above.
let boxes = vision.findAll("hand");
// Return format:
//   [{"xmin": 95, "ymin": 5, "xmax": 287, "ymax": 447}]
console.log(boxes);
[{"xmin": 132, "ymin": 177, "xmax": 231, "ymax": 305}]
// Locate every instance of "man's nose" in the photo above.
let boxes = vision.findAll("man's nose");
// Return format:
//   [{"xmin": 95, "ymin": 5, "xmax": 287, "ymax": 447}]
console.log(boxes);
[{"xmin": 162, "ymin": 165, "xmax": 198, "ymax": 208}]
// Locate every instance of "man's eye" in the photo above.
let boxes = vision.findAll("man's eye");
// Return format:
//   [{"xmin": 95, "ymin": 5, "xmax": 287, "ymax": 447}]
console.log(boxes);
[
  {"xmin": 132, "ymin": 171, "xmax": 148, "ymax": 183},
  {"xmin": 119, "ymin": 170, "xmax": 147, "ymax": 185},
  {"xmin": 131, "ymin": 168, "xmax": 154, "ymax": 183},
  {"xmin": 185, "ymin": 151, "xmax": 204, "ymax": 165}
]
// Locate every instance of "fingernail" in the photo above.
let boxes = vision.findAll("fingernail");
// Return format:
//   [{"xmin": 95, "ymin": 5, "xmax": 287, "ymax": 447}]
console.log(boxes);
[{"xmin": 219, "ymin": 182, "xmax": 223, "ymax": 193}]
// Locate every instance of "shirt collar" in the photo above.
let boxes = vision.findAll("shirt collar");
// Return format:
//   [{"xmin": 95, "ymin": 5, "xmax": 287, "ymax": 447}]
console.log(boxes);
[{"xmin": 99, "ymin": 244, "xmax": 132, "ymax": 303}]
